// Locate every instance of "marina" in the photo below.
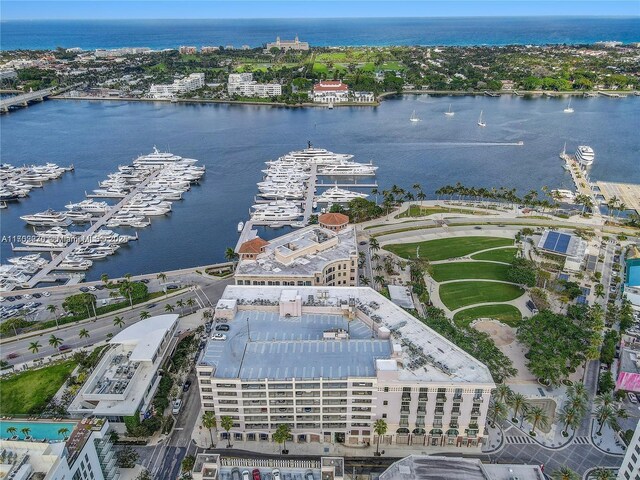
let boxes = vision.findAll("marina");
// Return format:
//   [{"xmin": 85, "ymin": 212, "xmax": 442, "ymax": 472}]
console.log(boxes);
[
  {"xmin": 0, "ymin": 162, "xmax": 73, "ymax": 204},
  {"xmin": 1, "ymin": 148, "xmax": 204, "ymax": 290}
]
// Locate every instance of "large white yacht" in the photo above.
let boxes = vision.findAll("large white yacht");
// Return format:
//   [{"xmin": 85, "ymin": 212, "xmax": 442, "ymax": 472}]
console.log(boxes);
[
  {"xmin": 317, "ymin": 160, "xmax": 378, "ymax": 176},
  {"xmin": 65, "ymin": 199, "xmax": 111, "ymax": 215},
  {"xmin": 316, "ymin": 186, "xmax": 369, "ymax": 204},
  {"xmin": 575, "ymin": 146, "xmax": 595, "ymax": 166},
  {"xmin": 133, "ymin": 146, "xmax": 198, "ymax": 166},
  {"xmin": 251, "ymin": 207, "xmax": 302, "ymax": 222},
  {"xmin": 275, "ymin": 142, "xmax": 354, "ymax": 166},
  {"xmin": 252, "ymin": 200, "xmax": 300, "ymax": 211},
  {"xmin": 20, "ymin": 209, "xmax": 73, "ymax": 227},
  {"xmin": 57, "ymin": 255, "xmax": 93, "ymax": 271},
  {"xmin": 106, "ymin": 213, "xmax": 150, "ymax": 228}
]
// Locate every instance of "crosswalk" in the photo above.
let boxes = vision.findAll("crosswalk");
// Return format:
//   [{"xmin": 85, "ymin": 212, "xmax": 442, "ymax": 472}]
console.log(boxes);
[{"xmin": 504, "ymin": 435, "xmax": 591, "ymax": 446}]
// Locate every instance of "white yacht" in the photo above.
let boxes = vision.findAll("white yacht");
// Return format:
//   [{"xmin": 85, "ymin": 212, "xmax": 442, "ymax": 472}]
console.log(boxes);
[
  {"xmin": 575, "ymin": 146, "xmax": 594, "ymax": 166},
  {"xmin": 252, "ymin": 200, "xmax": 300, "ymax": 211},
  {"xmin": 65, "ymin": 199, "xmax": 111, "ymax": 215},
  {"xmin": 317, "ymin": 161, "xmax": 378, "ymax": 176},
  {"xmin": 257, "ymin": 188, "xmax": 305, "ymax": 200},
  {"xmin": 7, "ymin": 254, "xmax": 47, "ymax": 268},
  {"xmin": 445, "ymin": 104, "xmax": 455, "ymax": 116},
  {"xmin": 33, "ymin": 227, "xmax": 77, "ymax": 240},
  {"xmin": 20, "ymin": 209, "xmax": 73, "ymax": 227},
  {"xmin": 19, "ymin": 237, "xmax": 69, "ymax": 249},
  {"xmin": 251, "ymin": 208, "xmax": 302, "ymax": 222},
  {"xmin": 57, "ymin": 256, "xmax": 93, "ymax": 271},
  {"xmin": 551, "ymin": 189, "xmax": 576, "ymax": 201},
  {"xmin": 89, "ymin": 187, "xmax": 129, "ymax": 198},
  {"xmin": 133, "ymin": 146, "xmax": 198, "ymax": 166},
  {"xmin": 237, "ymin": 221, "xmax": 244, "ymax": 233},
  {"xmin": 275, "ymin": 142, "xmax": 354, "ymax": 166},
  {"xmin": 65, "ymin": 209, "xmax": 94, "ymax": 223},
  {"xmin": 106, "ymin": 214, "xmax": 150, "ymax": 228},
  {"xmin": 316, "ymin": 186, "xmax": 368, "ymax": 204}
]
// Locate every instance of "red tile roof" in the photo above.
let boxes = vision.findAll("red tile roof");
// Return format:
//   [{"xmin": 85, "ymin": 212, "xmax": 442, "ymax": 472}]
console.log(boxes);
[
  {"xmin": 238, "ymin": 237, "xmax": 269, "ymax": 254},
  {"xmin": 314, "ymin": 81, "xmax": 348, "ymax": 92},
  {"xmin": 319, "ymin": 212, "xmax": 349, "ymax": 226}
]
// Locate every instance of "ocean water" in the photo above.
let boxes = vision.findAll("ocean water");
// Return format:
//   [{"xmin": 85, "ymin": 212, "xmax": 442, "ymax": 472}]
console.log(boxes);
[
  {"xmin": 2, "ymin": 17, "xmax": 640, "ymax": 50},
  {"xmin": 1, "ymin": 95, "xmax": 638, "ymax": 280}
]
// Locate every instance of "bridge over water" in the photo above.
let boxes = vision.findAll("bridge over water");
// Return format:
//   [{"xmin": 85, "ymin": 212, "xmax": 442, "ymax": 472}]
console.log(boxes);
[{"xmin": 0, "ymin": 87, "xmax": 57, "ymax": 113}]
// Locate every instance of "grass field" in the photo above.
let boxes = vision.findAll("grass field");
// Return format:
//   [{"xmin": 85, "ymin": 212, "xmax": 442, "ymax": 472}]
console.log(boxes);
[
  {"xmin": 439, "ymin": 281, "xmax": 524, "ymax": 310},
  {"xmin": 384, "ymin": 236, "xmax": 514, "ymax": 261},
  {"xmin": 0, "ymin": 361, "xmax": 76, "ymax": 415},
  {"xmin": 430, "ymin": 262, "xmax": 511, "ymax": 282},
  {"xmin": 396, "ymin": 204, "xmax": 492, "ymax": 218},
  {"xmin": 470, "ymin": 247, "xmax": 518, "ymax": 264},
  {"xmin": 453, "ymin": 304, "xmax": 522, "ymax": 328}
]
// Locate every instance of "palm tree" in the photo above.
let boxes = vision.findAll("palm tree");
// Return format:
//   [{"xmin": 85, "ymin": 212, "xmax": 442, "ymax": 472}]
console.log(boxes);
[
  {"xmin": 487, "ymin": 400, "xmax": 508, "ymax": 428},
  {"xmin": 594, "ymin": 283, "xmax": 605, "ymax": 299},
  {"xmin": 6, "ymin": 426, "xmax": 17, "ymax": 438},
  {"xmin": 48, "ymin": 334, "xmax": 63, "ymax": 349},
  {"xmin": 165, "ymin": 303, "xmax": 175, "ymax": 313},
  {"xmin": 176, "ymin": 300, "xmax": 185, "ymax": 315},
  {"xmin": 220, "ymin": 416, "xmax": 233, "ymax": 448},
  {"xmin": 550, "ymin": 466, "xmax": 579, "ymax": 480},
  {"xmin": 508, "ymin": 392, "xmax": 529, "ymax": 423},
  {"xmin": 186, "ymin": 298, "xmax": 196, "ymax": 312},
  {"xmin": 594, "ymin": 392, "xmax": 615, "ymax": 409},
  {"xmin": 20, "ymin": 427, "xmax": 31, "ymax": 439},
  {"xmin": 567, "ymin": 382, "xmax": 588, "ymax": 403},
  {"xmin": 369, "ymin": 238, "xmax": 380, "ymax": 252},
  {"xmin": 46, "ymin": 304, "xmax": 59, "ymax": 329},
  {"xmin": 594, "ymin": 404, "xmax": 628, "ymax": 435},
  {"xmin": 113, "ymin": 316, "xmax": 125, "ymax": 329},
  {"xmin": 557, "ymin": 406, "xmax": 582, "ymax": 436},
  {"xmin": 525, "ymin": 405, "xmax": 549, "ymax": 436},
  {"xmin": 157, "ymin": 272, "xmax": 167, "ymax": 283},
  {"xmin": 224, "ymin": 247, "xmax": 239, "ymax": 262},
  {"xmin": 493, "ymin": 383, "xmax": 512, "ymax": 404},
  {"xmin": 28, "ymin": 341, "xmax": 42, "ymax": 354},
  {"xmin": 373, "ymin": 275, "xmax": 385, "ymax": 288},
  {"xmin": 359, "ymin": 276, "xmax": 370, "ymax": 286},
  {"xmin": 373, "ymin": 418, "xmax": 388, "ymax": 456},
  {"xmin": 101, "ymin": 273, "xmax": 109, "ymax": 286},
  {"xmin": 201, "ymin": 411, "xmax": 217, "ymax": 448},
  {"xmin": 121, "ymin": 281, "xmax": 135, "ymax": 309},
  {"xmin": 140, "ymin": 311, "xmax": 150, "ymax": 320},
  {"xmin": 58, "ymin": 427, "xmax": 70, "ymax": 439},
  {"xmin": 79, "ymin": 329, "xmax": 90, "ymax": 339}
]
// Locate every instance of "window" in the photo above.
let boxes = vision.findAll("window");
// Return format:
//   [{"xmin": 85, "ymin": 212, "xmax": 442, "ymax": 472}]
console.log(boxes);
[
  {"xmin": 383, "ymin": 401, "xmax": 388, "ymax": 406},
  {"xmin": 383, "ymin": 387, "xmax": 389, "ymax": 392},
  {"xmin": 382, "ymin": 413, "xmax": 387, "ymax": 418}
]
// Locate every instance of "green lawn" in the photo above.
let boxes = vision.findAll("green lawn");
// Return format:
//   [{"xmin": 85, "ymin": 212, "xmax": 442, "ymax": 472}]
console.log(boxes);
[
  {"xmin": 453, "ymin": 304, "xmax": 523, "ymax": 328},
  {"xmin": 384, "ymin": 236, "xmax": 514, "ymax": 261},
  {"xmin": 470, "ymin": 247, "xmax": 518, "ymax": 264},
  {"xmin": 430, "ymin": 262, "xmax": 511, "ymax": 282},
  {"xmin": 439, "ymin": 281, "xmax": 524, "ymax": 310},
  {"xmin": 396, "ymin": 204, "xmax": 492, "ymax": 218},
  {"xmin": 0, "ymin": 361, "xmax": 76, "ymax": 415}
]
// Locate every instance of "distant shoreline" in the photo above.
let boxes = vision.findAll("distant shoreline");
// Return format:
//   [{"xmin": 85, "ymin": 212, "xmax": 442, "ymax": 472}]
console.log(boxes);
[{"xmin": 49, "ymin": 89, "xmax": 638, "ymax": 109}]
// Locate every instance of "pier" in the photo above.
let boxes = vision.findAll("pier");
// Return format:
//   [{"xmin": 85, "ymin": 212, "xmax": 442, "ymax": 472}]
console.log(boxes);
[
  {"xmin": 560, "ymin": 151, "xmax": 601, "ymax": 215},
  {"xmin": 25, "ymin": 169, "xmax": 162, "ymax": 288}
]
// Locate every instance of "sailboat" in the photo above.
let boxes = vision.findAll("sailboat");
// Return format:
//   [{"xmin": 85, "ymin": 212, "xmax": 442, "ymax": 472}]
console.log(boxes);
[
  {"xmin": 410, "ymin": 110, "xmax": 420, "ymax": 122},
  {"xmin": 563, "ymin": 98, "xmax": 574, "ymax": 113},
  {"xmin": 477, "ymin": 110, "xmax": 486, "ymax": 127},
  {"xmin": 444, "ymin": 104, "xmax": 455, "ymax": 116}
]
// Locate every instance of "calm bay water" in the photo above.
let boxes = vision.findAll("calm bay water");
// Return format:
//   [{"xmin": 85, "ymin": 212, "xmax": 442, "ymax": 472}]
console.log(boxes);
[
  {"xmin": 2, "ymin": 17, "xmax": 640, "ymax": 50},
  {"xmin": 0, "ymin": 95, "xmax": 638, "ymax": 280}
]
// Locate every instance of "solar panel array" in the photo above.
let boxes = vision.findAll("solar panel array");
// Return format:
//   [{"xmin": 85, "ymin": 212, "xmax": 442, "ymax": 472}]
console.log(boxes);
[{"xmin": 542, "ymin": 231, "xmax": 572, "ymax": 254}]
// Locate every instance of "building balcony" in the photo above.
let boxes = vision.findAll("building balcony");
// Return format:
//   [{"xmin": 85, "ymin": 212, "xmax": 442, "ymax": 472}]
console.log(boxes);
[
  {"xmin": 242, "ymin": 392, "xmax": 266, "ymax": 398},
  {"xmin": 471, "ymin": 409, "xmax": 481, "ymax": 416},
  {"xmin": 418, "ymin": 394, "xmax": 428, "ymax": 401},
  {"xmin": 324, "ymin": 407, "xmax": 347, "ymax": 413},
  {"xmin": 473, "ymin": 396, "xmax": 484, "ymax": 403},
  {"xmin": 401, "ymin": 393, "xmax": 411, "ymax": 401},
  {"xmin": 245, "ymin": 423, "xmax": 269, "ymax": 429},
  {"xmin": 324, "ymin": 399, "xmax": 347, "ymax": 405}
]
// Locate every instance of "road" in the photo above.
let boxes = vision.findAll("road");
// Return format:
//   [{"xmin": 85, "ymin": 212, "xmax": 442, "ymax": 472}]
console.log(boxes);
[{"xmin": 2, "ymin": 276, "xmax": 233, "ymax": 365}]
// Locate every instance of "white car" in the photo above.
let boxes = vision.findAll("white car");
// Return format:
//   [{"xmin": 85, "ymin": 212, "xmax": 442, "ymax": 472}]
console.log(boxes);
[
  {"xmin": 88, "ymin": 286, "xmax": 97, "ymax": 291},
  {"xmin": 23, "ymin": 294, "xmax": 32, "ymax": 300},
  {"xmin": 42, "ymin": 291, "xmax": 51, "ymax": 297},
  {"xmin": 211, "ymin": 333, "xmax": 227, "ymax": 341},
  {"xmin": 172, "ymin": 399, "xmax": 183, "ymax": 414},
  {"xmin": 272, "ymin": 469, "xmax": 281, "ymax": 480},
  {"xmin": 628, "ymin": 393, "xmax": 638, "ymax": 404},
  {"xmin": 242, "ymin": 471, "xmax": 250, "ymax": 480}
]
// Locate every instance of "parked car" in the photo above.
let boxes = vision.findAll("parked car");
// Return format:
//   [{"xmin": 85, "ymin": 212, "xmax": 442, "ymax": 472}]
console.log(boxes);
[
  {"xmin": 242, "ymin": 471, "xmax": 251, "ymax": 480},
  {"xmin": 182, "ymin": 381, "xmax": 191, "ymax": 392},
  {"xmin": 272, "ymin": 469, "xmax": 281, "ymax": 480},
  {"xmin": 628, "ymin": 392, "xmax": 638, "ymax": 404},
  {"xmin": 79, "ymin": 287, "xmax": 89, "ymax": 292},
  {"xmin": 211, "ymin": 333, "xmax": 227, "ymax": 341},
  {"xmin": 305, "ymin": 471, "xmax": 315, "ymax": 480},
  {"xmin": 32, "ymin": 293, "xmax": 42, "ymax": 298},
  {"xmin": 42, "ymin": 291, "xmax": 51, "ymax": 297},
  {"xmin": 215, "ymin": 324, "xmax": 230, "ymax": 331},
  {"xmin": 141, "ymin": 279, "xmax": 150, "ymax": 284},
  {"xmin": 6, "ymin": 352, "xmax": 19, "ymax": 359},
  {"xmin": 166, "ymin": 284, "xmax": 179, "ymax": 290},
  {"xmin": 252, "ymin": 469, "xmax": 262, "ymax": 480},
  {"xmin": 231, "ymin": 468, "xmax": 241, "ymax": 480},
  {"xmin": 58, "ymin": 345, "xmax": 71, "ymax": 352},
  {"xmin": 172, "ymin": 399, "xmax": 182, "ymax": 414}
]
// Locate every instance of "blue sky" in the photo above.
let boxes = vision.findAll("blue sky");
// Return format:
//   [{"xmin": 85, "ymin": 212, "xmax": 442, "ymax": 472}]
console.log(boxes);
[{"xmin": 2, "ymin": 1, "xmax": 639, "ymax": 20}]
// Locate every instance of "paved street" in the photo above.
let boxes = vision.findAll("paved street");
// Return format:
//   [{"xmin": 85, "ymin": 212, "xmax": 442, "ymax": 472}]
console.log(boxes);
[{"xmin": 1, "ymin": 276, "xmax": 232, "ymax": 365}]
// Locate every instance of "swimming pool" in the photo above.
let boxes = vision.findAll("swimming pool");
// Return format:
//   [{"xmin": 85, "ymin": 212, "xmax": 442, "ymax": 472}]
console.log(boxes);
[
  {"xmin": 0, "ymin": 420, "xmax": 77, "ymax": 441},
  {"xmin": 627, "ymin": 259, "xmax": 640, "ymax": 287}
]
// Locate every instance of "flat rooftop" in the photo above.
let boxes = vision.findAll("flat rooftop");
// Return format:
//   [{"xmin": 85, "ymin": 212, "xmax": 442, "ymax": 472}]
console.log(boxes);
[
  {"xmin": 537, "ymin": 230, "xmax": 587, "ymax": 258},
  {"xmin": 596, "ymin": 181, "xmax": 640, "ymax": 214},
  {"xmin": 235, "ymin": 226, "xmax": 356, "ymax": 278},
  {"xmin": 380, "ymin": 455, "xmax": 544, "ymax": 480},
  {"xmin": 210, "ymin": 286, "xmax": 494, "ymax": 385},
  {"xmin": 620, "ymin": 346, "xmax": 640, "ymax": 375},
  {"xmin": 201, "ymin": 310, "xmax": 390, "ymax": 379}
]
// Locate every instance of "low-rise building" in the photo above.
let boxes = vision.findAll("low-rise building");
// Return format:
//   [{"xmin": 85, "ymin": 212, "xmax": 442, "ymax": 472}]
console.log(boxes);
[
  {"xmin": 265, "ymin": 36, "xmax": 309, "ymax": 52},
  {"xmin": 227, "ymin": 72, "xmax": 282, "ymax": 97},
  {"xmin": 149, "ymin": 73, "xmax": 205, "ymax": 99},
  {"xmin": 201, "ymin": 46, "xmax": 220, "ymax": 53},
  {"xmin": 179, "ymin": 46, "xmax": 197, "ymax": 54},
  {"xmin": 68, "ymin": 314, "xmax": 179, "ymax": 426},
  {"xmin": 313, "ymin": 80, "xmax": 349, "ymax": 103},
  {"xmin": 615, "ymin": 344, "xmax": 640, "ymax": 393},
  {"xmin": 537, "ymin": 230, "xmax": 588, "ymax": 272},
  {"xmin": 235, "ymin": 224, "xmax": 358, "ymax": 287},
  {"xmin": 196, "ymin": 285, "xmax": 495, "ymax": 449},
  {"xmin": 0, "ymin": 419, "xmax": 117, "ymax": 480}
]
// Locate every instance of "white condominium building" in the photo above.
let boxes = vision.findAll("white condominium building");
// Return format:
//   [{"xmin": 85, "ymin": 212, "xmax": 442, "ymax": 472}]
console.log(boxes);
[
  {"xmin": 149, "ymin": 73, "xmax": 206, "ymax": 99},
  {"xmin": 0, "ymin": 419, "xmax": 118, "ymax": 480},
  {"xmin": 196, "ymin": 286, "xmax": 495, "ymax": 450},
  {"xmin": 619, "ymin": 420, "xmax": 640, "ymax": 480},
  {"xmin": 227, "ymin": 72, "xmax": 282, "ymax": 97}
]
